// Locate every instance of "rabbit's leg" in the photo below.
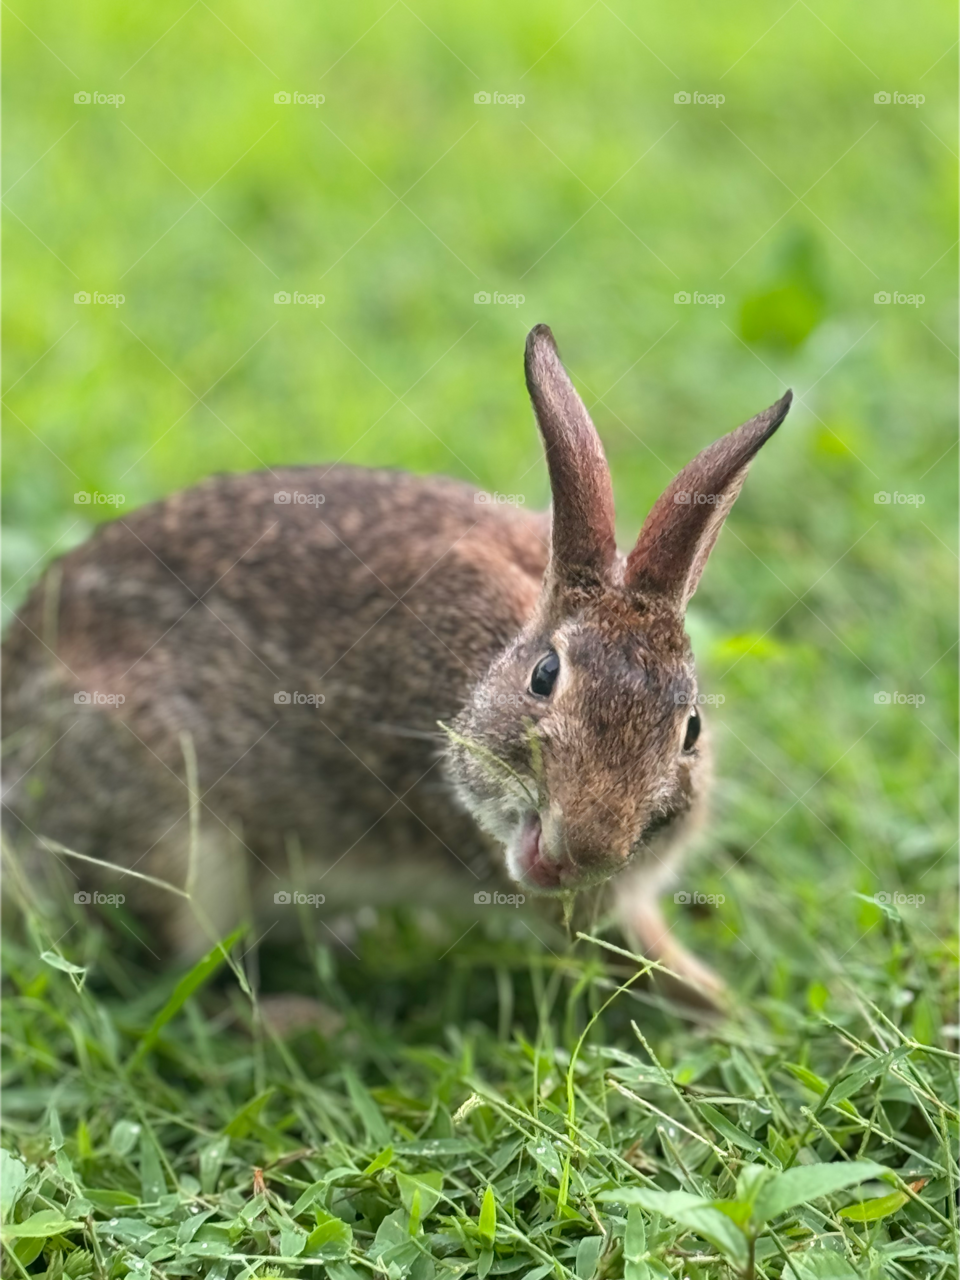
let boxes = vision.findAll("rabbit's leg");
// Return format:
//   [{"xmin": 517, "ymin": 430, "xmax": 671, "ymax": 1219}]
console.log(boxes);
[
  {"xmin": 143, "ymin": 820, "xmax": 248, "ymax": 965},
  {"xmin": 613, "ymin": 864, "xmax": 727, "ymax": 1005}
]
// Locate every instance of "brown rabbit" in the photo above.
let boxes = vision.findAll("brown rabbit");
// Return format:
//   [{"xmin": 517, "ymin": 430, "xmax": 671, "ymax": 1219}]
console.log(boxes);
[{"xmin": 2, "ymin": 325, "xmax": 790, "ymax": 994}]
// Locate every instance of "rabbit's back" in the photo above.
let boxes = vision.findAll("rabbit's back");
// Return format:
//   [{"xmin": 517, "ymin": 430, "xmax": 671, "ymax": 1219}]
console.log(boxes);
[{"xmin": 3, "ymin": 466, "xmax": 549, "ymax": 933}]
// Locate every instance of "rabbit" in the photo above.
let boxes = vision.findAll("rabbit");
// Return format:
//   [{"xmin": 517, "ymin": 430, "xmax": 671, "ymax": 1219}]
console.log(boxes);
[{"xmin": 2, "ymin": 325, "xmax": 791, "ymax": 998}]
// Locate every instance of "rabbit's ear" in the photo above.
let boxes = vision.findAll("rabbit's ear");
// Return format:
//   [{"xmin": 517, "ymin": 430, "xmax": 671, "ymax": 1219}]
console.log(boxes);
[
  {"xmin": 525, "ymin": 325, "xmax": 617, "ymax": 591},
  {"xmin": 625, "ymin": 390, "xmax": 792, "ymax": 608}
]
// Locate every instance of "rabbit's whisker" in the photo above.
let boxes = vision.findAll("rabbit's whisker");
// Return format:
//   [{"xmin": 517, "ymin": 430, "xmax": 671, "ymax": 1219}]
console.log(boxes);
[
  {"xmin": 522, "ymin": 718, "xmax": 547, "ymax": 808},
  {"xmin": 367, "ymin": 721, "xmax": 446, "ymax": 742}
]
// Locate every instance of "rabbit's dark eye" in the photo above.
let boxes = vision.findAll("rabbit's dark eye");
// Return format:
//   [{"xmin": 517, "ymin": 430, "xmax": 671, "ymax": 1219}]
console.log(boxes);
[
  {"xmin": 682, "ymin": 707, "xmax": 701, "ymax": 753},
  {"xmin": 530, "ymin": 651, "xmax": 560, "ymax": 698}
]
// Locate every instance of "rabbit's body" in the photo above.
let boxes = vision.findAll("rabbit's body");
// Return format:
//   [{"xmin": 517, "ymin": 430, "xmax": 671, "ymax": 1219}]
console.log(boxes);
[
  {"xmin": 3, "ymin": 466, "xmax": 550, "ymax": 950},
  {"xmin": 3, "ymin": 327, "xmax": 791, "ymax": 995}
]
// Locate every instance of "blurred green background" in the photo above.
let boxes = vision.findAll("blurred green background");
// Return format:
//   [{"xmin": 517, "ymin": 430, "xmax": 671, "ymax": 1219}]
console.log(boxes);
[{"xmin": 3, "ymin": 1, "xmax": 957, "ymax": 984}]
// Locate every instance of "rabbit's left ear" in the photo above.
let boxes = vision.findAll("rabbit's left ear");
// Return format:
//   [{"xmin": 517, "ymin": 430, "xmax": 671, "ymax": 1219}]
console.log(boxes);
[
  {"xmin": 525, "ymin": 325, "xmax": 617, "ymax": 593},
  {"xmin": 625, "ymin": 390, "xmax": 792, "ymax": 609}
]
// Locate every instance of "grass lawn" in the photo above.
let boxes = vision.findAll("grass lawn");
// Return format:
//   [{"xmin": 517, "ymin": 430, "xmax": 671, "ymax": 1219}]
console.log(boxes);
[{"xmin": 2, "ymin": 1, "xmax": 958, "ymax": 1276}]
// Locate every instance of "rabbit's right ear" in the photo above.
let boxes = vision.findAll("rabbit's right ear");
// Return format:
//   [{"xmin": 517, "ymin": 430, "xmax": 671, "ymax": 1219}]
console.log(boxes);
[
  {"xmin": 525, "ymin": 325, "xmax": 617, "ymax": 594},
  {"xmin": 625, "ymin": 390, "xmax": 792, "ymax": 609}
]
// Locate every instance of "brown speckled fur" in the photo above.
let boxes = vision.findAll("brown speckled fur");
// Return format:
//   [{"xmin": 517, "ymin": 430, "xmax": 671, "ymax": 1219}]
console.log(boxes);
[{"xmin": 2, "ymin": 325, "xmax": 790, "ymax": 993}]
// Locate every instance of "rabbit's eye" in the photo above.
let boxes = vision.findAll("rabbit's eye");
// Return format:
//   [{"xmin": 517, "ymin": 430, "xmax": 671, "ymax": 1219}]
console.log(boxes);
[
  {"xmin": 530, "ymin": 651, "xmax": 560, "ymax": 697},
  {"xmin": 682, "ymin": 707, "xmax": 701, "ymax": 753}
]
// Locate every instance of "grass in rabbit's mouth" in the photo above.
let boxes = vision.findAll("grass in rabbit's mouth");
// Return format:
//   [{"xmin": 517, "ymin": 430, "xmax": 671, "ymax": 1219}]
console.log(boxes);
[
  {"xmin": 437, "ymin": 721, "xmax": 539, "ymax": 810},
  {"xmin": 2, "ymin": 867, "xmax": 956, "ymax": 1280}
]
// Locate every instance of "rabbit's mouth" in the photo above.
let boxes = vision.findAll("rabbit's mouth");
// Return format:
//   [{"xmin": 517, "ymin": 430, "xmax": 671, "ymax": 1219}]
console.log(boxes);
[{"xmin": 511, "ymin": 812, "xmax": 567, "ymax": 892}]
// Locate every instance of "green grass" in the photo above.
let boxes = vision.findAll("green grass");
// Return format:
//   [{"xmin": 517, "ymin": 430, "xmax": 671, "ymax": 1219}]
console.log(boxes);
[
  {"xmin": 2, "ymin": 0, "xmax": 958, "ymax": 1276},
  {"xmin": 1, "ymin": 907, "xmax": 957, "ymax": 1278}
]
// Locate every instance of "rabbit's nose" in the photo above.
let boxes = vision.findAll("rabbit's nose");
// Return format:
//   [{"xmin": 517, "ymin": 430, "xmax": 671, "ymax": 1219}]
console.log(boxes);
[
  {"xmin": 542, "ymin": 803, "xmax": 629, "ymax": 879},
  {"xmin": 514, "ymin": 805, "xmax": 628, "ymax": 892},
  {"xmin": 540, "ymin": 805, "xmax": 605, "ymax": 879}
]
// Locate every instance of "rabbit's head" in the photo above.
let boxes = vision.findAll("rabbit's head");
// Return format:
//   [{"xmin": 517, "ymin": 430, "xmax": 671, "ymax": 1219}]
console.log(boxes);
[{"xmin": 447, "ymin": 325, "xmax": 791, "ymax": 894}]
